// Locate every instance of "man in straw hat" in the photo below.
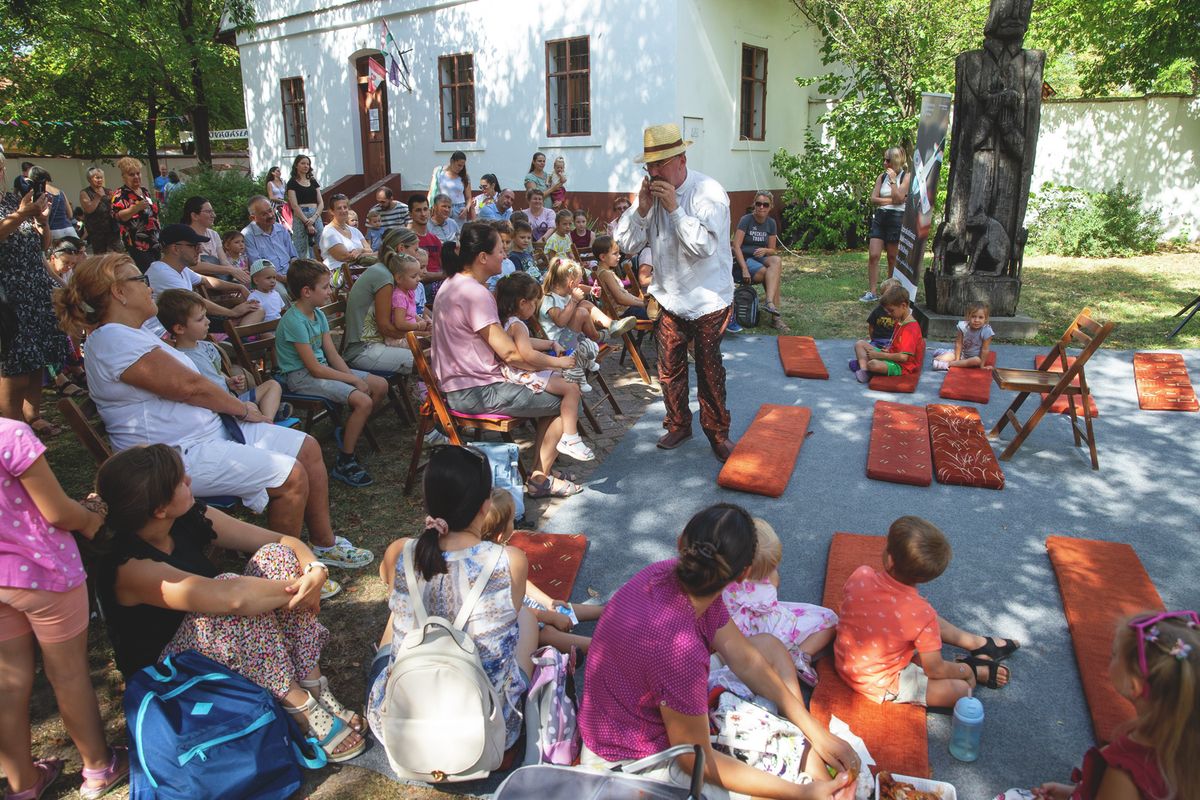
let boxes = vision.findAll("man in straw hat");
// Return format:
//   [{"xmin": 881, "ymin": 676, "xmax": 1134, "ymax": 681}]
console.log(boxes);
[{"xmin": 615, "ymin": 123, "xmax": 736, "ymax": 461}]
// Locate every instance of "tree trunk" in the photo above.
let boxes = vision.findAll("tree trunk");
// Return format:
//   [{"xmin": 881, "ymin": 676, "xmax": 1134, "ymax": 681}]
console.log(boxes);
[
  {"xmin": 144, "ymin": 88, "xmax": 160, "ymax": 175},
  {"xmin": 179, "ymin": 0, "xmax": 212, "ymax": 165}
]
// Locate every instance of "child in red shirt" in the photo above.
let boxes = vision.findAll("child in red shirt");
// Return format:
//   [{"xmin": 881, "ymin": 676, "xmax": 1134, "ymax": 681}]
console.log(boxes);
[
  {"xmin": 835, "ymin": 516, "xmax": 1019, "ymax": 706},
  {"xmin": 852, "ymin": 286, "xmax": 923, "ymax": 383}
]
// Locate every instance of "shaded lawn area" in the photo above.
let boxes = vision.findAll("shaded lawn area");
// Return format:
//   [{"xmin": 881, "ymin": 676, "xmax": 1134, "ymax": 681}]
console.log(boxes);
[
  {"xmin": 18, "ymin": 248, "xmax": 1200, "ymax": 799},
  {"xmin": 775, "ymin": 250, "xmax": 1200, "ymax": 350}
]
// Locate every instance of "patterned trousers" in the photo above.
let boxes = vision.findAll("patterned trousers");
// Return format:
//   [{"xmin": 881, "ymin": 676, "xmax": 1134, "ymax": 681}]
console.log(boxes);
[
  {"xmin": 162, "ymin": 543, "xmax": 329, "ymax": 699},
  {"xmin": 655, "ymin": 305, "xmax": 732, "ymax": 440}
]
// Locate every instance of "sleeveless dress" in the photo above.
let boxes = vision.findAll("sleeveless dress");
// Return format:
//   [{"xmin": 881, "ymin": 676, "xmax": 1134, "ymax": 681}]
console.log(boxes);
[
  {"xmin": 1070, "ymin": 735, "xmax": 1169, "ymax": 800},
  {"xmin": 367, "ymin": 541, "xmax": 526, "ymax": 747},
  {"xmin": 82, "ymin": 187, "xmax": 119, "ymax": 254}
]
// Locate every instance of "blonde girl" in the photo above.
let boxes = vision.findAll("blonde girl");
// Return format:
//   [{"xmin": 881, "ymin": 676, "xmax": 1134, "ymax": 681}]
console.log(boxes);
[
  {"xmin": 481, "ymin": 490, "xmax": 603, "ymax": 653},
  {"xmin": 1026, "ymin": 611, "xmax": 1198, "ymax": 800},
  {"xmin": 495, "ymin": 273, "xmax": 593, "ymax": 462},
  {"xmin": 932, "ymin": 300, "xmax": 994, "ymax": 370},
  {"xmin": 549, "ymin": 156, "xmax": 568, "ymax": 208},
  {"xmin": 383, "ymin": 252, "xmax": 431, "ymax": 347},
  {"xmin": 540, "ymin": 257, "xmax": 636, "ymax": 346},
  {"xmin": 720, "ymin": 519, "xmax": 838, "ymax": 687}
]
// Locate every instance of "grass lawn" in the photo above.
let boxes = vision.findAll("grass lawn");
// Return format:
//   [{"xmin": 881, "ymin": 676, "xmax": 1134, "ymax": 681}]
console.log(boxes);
[
  {"xmin": 774, "ymin": 250, "xmax": 1200, "ymax": 350},
  {"xmin": 16, "ymin": 249, "xmax": 1200, "ymax": 799}
]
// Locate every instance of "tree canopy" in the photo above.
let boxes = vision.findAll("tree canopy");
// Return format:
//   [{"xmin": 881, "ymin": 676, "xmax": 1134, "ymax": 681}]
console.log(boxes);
[{"xmin": 0, "ymin": 0, "xmax": 253, "ymax": 163}]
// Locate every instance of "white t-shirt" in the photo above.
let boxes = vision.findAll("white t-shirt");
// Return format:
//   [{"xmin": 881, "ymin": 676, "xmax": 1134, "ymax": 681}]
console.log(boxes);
[
  {"xmin": 83, "ymin": 323, "xmax": 224, "ymax": 452},
  {"xmin": 146, "ymin": 260, "xmax": 202, "ymax": 299},
  {"xmin": 198, "ymin": 228, "xmax": 228, "ymax": 265},
  {"xmin": 249, "ymin": 289, "xmax": 285, "ymax": 322},
  {"xmin": 319, "ymin": 224, "xmax": 367, "ymax": 272}
]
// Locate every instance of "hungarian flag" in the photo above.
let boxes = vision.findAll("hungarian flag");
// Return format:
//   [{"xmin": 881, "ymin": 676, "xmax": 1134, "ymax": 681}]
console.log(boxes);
[{"xmin": 367, "ymin": 56, "xmax": 386, "ymax": 92}]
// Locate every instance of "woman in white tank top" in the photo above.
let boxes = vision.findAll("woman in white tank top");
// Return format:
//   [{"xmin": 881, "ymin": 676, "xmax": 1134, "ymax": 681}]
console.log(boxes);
[{"xmin": 860, "ymin": 146, "xmax": 913, "ymax": 302}]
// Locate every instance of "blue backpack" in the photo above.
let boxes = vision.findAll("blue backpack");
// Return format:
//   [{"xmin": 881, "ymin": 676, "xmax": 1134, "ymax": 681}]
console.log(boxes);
[{"xmin": 124, "ymin": 650, "xmax": 326, "ymax": 800}]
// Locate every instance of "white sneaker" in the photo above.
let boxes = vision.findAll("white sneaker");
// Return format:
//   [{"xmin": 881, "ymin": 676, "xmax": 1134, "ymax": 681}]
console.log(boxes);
[
  {"xmin": 556, "ymin": 434, "xmax": 595, "ymax": 461},
  {"xmin": 320, "ymin": 578, "xmax": 342, "ymax": 600},
  {"xmin": 607, "ymin": 316, "xmax": 638, "ymax": 339}
]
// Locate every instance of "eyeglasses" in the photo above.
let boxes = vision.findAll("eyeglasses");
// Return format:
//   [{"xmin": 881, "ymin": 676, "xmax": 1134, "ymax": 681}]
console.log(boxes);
[
  {"xmin": 754, "ymin": 201, "xmax": 771, "ymax": 208},
  {"xmin": 644, "ymin": 154, "xmax": 680, "ymax": 172},
  {"xmin": 122, "ymin": 274, "xmax": 151, "ymax": 286},
  {"xmin": 1129, "ymin": 611, "xmax": 1198, "ymax": 688}
]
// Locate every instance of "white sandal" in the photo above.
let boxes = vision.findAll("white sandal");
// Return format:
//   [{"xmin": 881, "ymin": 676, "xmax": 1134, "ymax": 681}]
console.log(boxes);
[
  {"xmin": 299, "ymin": 675, "xmax": 363, "ymax": 733},
  {"xmin": 556, "ymin": 434, "xmax": 595, "ymax": 461},
  {"xmin": 282, "ymin": 691, "xmax": 366, "ymax": 762}
]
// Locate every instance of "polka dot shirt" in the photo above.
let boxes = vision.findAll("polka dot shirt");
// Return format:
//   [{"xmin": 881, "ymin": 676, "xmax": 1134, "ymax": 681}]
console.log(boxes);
[
  {"xmin": 579, "ymin": 559, "xmax": 730, "ymax": 761},
  {"xmin": 834, "ymin": 565, "xmax": 941, "ymax": 702},
  {"xmin": 0, "ymin": 419, "xmax": 85, "ymax": 592}
]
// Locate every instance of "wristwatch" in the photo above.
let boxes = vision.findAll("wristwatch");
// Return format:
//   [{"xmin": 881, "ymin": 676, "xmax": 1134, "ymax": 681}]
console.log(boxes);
[{"xmin": 304, "ymin": 561, "xmax": 329, "ymax": 575}]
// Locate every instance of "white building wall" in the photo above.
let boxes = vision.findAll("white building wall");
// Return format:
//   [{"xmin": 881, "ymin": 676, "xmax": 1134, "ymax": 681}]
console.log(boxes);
[
  {"xmin": 676, "ymin": 0, "xmax": 822, "ymax": 193},
  {"xmin": 1032, "ymin": 94, "xmax": 1199, "ymax": 241},
  {"xmin": 238, "ymin": 0, "xmax": 681, "ymax": 194}
]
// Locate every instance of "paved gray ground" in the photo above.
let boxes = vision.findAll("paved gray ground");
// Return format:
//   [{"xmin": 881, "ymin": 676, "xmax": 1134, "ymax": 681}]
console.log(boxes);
[{"xmin": 540, "ymin": 334, "xmax": 1200, "ymax": 797}]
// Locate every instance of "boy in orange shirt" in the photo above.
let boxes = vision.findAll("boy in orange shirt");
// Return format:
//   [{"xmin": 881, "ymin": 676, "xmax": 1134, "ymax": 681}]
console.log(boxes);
[
  {"xmin": 834, "ymin": 516, "xmax": 1019, "ymax": 706},
  {"xmin": 852, "ymin": 285, "xmax": 923, "ymax": 383}
]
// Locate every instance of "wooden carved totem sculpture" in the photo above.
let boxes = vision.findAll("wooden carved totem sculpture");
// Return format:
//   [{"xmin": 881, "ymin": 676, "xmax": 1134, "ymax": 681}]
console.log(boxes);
[{"xmin": 929, "ymin": 0, "xmax": 1044, "ymax": 316}]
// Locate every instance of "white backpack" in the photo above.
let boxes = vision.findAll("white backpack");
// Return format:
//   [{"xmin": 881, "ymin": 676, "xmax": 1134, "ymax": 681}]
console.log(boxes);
[{"xmin": 380, "ymin": 539, "xmax": 507, "ymax": 783}]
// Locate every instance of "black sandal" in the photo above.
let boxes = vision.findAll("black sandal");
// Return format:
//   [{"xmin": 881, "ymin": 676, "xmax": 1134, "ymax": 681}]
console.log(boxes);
[
  {"xmin": 958, "ymin": 655, "xmax": 1010, "ymax": 689},
  {"xmin": 968, "ymin": 636, "xmax": 1020, "ymax": 662}
]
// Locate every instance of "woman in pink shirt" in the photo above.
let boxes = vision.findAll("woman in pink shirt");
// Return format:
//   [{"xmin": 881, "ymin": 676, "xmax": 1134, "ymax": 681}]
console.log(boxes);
[
  {"xmin": 0, "ymin": 418, "xmax": 129, "ymax": 799},
  {"xmin": 431, "ymin": 223, "xmax": 582, "ymax": 498},
  {"xmin": 579, "ymin": 503, "xmax": 859, "ymax": 800}
]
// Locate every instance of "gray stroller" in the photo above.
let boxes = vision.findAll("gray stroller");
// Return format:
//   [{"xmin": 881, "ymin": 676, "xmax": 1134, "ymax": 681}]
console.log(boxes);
[{"xmin": 492, "ymin": 744, "xmax": 708, "ymax": 799}]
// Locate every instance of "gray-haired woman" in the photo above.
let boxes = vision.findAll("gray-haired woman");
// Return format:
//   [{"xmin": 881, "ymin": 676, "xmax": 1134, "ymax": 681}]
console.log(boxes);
[{"xmin": 79, "ymin": 167, "xmax": 120, "ymax": 254}]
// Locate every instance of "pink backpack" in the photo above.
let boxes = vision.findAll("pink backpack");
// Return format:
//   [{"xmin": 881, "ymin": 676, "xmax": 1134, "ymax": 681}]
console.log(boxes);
[{"xmin": 522, "ymin": 645, "xmax": 580, "ymax": 765}]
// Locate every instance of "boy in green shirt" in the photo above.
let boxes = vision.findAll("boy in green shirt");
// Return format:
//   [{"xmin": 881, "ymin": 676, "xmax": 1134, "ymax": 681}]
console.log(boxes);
[{"xmin": 276, "ymin": 259, "xmax": 388, "ymax": 487}]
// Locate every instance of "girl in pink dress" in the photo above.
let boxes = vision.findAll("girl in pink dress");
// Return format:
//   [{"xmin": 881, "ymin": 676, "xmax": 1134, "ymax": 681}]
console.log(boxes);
[{"xmin": 722, "ymin": 518, "xmax": 838, "ymax": 687}]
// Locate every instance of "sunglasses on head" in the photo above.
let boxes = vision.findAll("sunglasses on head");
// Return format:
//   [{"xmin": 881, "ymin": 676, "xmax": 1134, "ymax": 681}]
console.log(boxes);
[{"xmin": 1129, "ymin": 610, "xmax": 1198, "ymax": 693}]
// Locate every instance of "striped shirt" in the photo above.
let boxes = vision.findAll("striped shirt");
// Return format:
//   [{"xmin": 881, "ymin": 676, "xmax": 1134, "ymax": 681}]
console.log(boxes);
[{"xmin": 369, "ymin": 201, "xmax": 410, "ymax": 230}]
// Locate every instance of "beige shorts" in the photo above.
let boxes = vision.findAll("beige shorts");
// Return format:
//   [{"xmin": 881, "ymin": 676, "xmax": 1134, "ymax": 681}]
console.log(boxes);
[{"xmin": 883, "ymin": 661, "xmax": 929, "ymax": 706}]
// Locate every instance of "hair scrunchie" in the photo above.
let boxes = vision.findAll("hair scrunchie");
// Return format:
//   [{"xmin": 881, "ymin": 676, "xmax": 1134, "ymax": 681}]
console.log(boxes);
[{"xmin": 425, "ymin": 516, "xmax": 449, "ymax": 536}]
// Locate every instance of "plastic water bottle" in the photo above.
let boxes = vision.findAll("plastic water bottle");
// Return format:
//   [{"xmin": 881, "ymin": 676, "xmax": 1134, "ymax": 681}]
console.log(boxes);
[{"xmin": 949, "ymin": 695, "xmax": 984, "ymax": 762}]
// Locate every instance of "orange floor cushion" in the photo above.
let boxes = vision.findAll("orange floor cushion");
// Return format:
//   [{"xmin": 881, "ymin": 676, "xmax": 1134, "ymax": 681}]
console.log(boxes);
[
  {"xmin": 811, "ymin": 533, "xmax": 930, "ymax": 778},
  {"xmin": 717, "ymin": 404, "xmax": 811, "ymax": 497},
  {"xmin": 506, "ymin": 531, "xmax": 588, "ymax": 599},
  {"xmin": 1034, "ymin": 355, "xmax": 1100, "ymax": 416},
  {"xmin": 777, "ymin": 336, "xmax": 829, "ymax": 379},
  {"xmin": 866, "ymin": 401, "xmax": 932, "ymax": 486},
  {"xmin": 1046, "ymin": 536, "xmax": 1164, "ymax": 744},
  {"xmin": 869, "ymin": 339, "xmax": 926, "ymax": 393},
  {"xmin": 926, "ymin": 403, "xmax": 1005, "ymax": 489},
  {"xmin": 1133, "ymin": 352, "xmax": 1199, "ymax": 411},
  {"xmin": 938, "ymin": 351, "xmax": 997, "ymax": 404}
]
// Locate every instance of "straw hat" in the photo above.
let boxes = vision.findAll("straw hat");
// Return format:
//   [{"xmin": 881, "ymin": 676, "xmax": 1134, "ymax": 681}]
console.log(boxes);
[{"xmin": 634, "ymin": 123, "xmax": 693, "ymax": 164}]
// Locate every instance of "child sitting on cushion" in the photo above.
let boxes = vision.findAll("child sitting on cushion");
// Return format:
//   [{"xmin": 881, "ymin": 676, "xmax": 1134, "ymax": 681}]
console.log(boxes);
[
  {"xmin": 835, "ymin": 516, "xmax": 1019, "ymax": 707},
  {"xmin": 722, "ymin": 518, "xmax": 838, "ymax": 687},
  {"xmin": 865, "ymin": 278, "xmax": 903, "ymax": 351},
  {"xmin": 276, "ymin": 259, "xmax": 389, "ymax": 488},
  {"xmin": 850, "ymin": 285, "xmax": 923, "ymax": 383},
  {"xmin": 481, "ymin": 490, "xmax": 604, "ymax": 654},
  {"xmin": 932, "ymin": 301, "xmax": 994, "ymax": 371},
  {"xmin": 156, "ymin": 288, "xmax": 288, "ymax": 423}
]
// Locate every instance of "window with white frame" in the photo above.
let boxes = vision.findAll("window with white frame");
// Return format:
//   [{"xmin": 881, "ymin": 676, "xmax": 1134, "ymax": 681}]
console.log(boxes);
[{"xmin": 546, "ymin": 37, "xmax": 590, "ymax": 137}]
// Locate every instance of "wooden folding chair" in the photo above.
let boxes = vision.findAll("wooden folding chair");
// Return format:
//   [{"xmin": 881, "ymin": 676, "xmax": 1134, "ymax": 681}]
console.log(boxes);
[
  {"xmin": 329, "ymin": 299, "xmax": 418, "ymax": 427},
  {"xmin": 224, "ymin": 316, "xmax": 345, "ymax": 438},
  {"xmin": 595, "ymin": 276, "xmax": 653, "ymax": 386},
  {"xmin": 525, "ymin": 315, "xmax": 623, "ymax": 433},
  {"xmin": 988, "ymin": 307, "xmax": 1115, "ymax": 469},
  {"xmin": 404, "ymin": 332, "xmax": 528, "ymax": 494},
  {"xmin": 57, "ymin": 397, "xmax": 240, "ymax": 509}
]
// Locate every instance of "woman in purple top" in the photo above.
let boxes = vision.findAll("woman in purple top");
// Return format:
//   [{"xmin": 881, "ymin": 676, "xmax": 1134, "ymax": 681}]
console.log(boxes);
[{"xmin": 580, "ymin": 504, "xmax": 858, "ymax": 800}]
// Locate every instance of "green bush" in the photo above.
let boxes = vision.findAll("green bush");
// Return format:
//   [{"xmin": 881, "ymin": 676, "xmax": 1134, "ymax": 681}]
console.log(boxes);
[
  {"xmin": 771, "ymin": 96, "xmax": 913, "ymax": 250},
  {"xmin": 162, "ymin": 168, "xmax": 265, "ymax": 236},
  {"xmin": 1028, "ymin": 182, "xmax": 1164, "ymax": 257}
]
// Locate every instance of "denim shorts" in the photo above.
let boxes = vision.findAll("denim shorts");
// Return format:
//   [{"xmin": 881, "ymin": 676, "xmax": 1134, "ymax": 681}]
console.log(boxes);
[
  {"xmin": 745, "ymin": 256, "xmax": 766, "ymax": 277},
  {"xmin": 869, "ymin": 209, "xmax": 904, "ymax": 243}
]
